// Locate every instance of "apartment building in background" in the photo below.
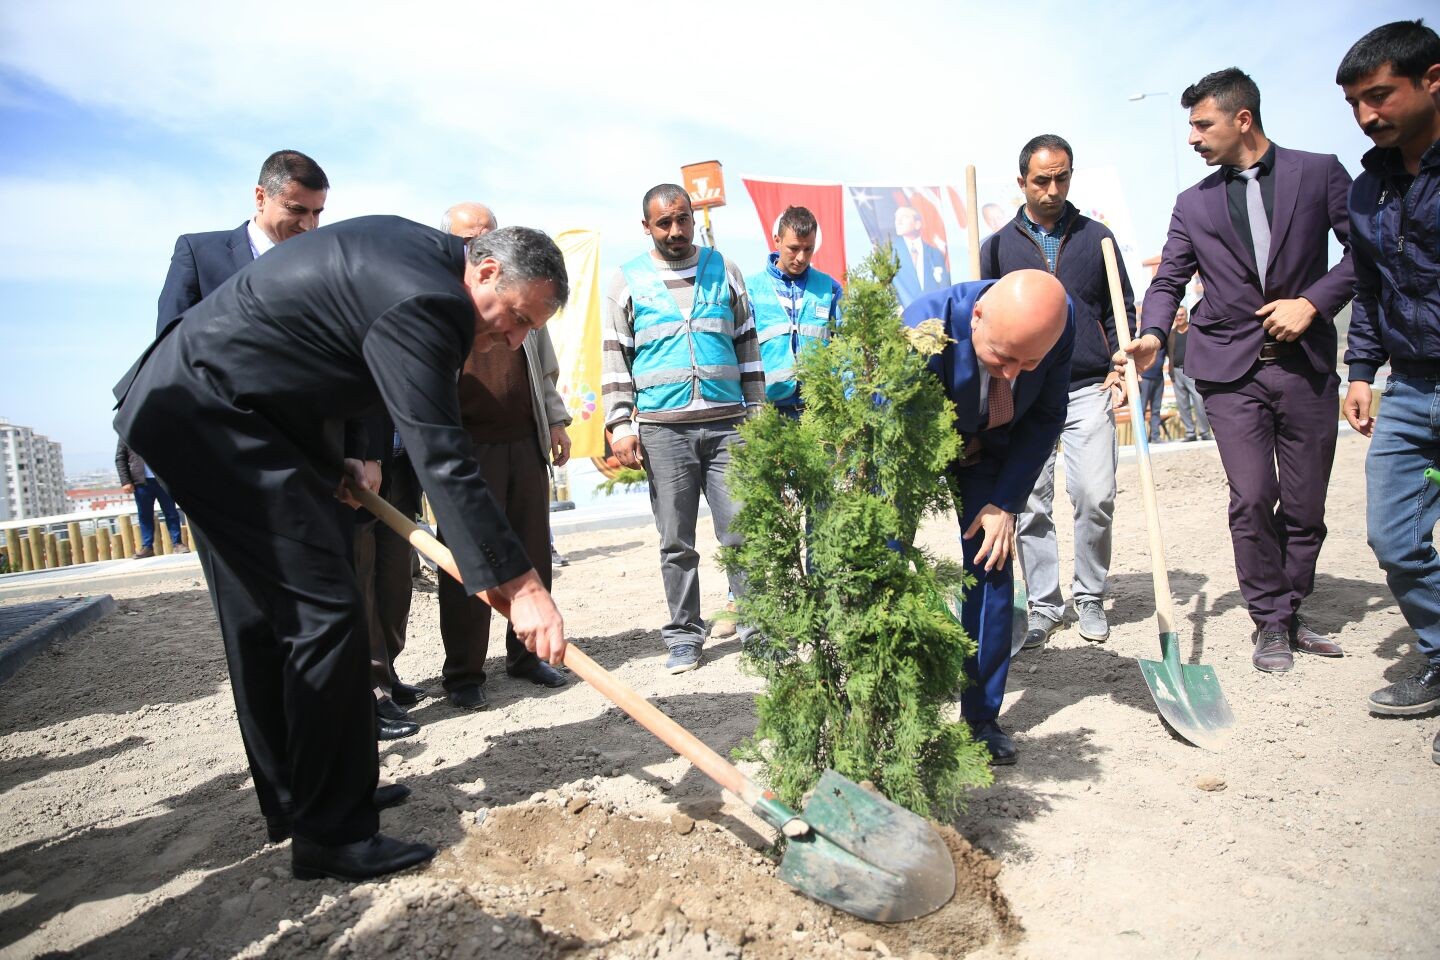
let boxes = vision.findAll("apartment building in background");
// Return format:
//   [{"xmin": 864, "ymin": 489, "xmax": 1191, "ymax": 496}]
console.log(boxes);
[{"xmin": 0, "ymin": 417, "xmax": 66, "ymax": 520}]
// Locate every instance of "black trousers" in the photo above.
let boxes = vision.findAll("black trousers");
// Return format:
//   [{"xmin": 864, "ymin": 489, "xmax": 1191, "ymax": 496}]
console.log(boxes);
[
  {"xmin": 126, "ymin": 396, "xmax": 380, "ymax": 847},
  {"xmin": 439, "ymin": 438, "xmax": 551, "ymax": 688},
  {"xmin": 353, "ymin": 452, "xmax": 423, "ymax": 695}
]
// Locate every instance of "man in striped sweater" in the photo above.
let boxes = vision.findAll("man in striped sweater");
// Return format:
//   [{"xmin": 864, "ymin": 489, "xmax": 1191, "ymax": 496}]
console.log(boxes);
[{"xmin": 602, "ymin": 183, "xmax": 765, "ymax": 673}]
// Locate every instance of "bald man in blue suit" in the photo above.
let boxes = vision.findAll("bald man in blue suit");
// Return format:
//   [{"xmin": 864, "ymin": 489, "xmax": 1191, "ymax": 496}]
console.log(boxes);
[{"xmin": 903, "ymin": 271, "xmax": 1073, "ymax": 764}]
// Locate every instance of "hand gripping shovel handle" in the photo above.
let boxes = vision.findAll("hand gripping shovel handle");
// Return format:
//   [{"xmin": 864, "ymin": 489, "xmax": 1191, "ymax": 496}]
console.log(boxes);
[
  {"xmin": 349, "ymin": 484, "xmax": 794, "ymax": 826},
  {"xmin": 1101, "ymin": 238, "xmax": 1177, "ymax": 642}
]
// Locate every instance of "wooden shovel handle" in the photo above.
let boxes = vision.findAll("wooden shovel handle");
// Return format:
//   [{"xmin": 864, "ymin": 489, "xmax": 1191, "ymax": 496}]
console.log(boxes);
[
  {"xmin": 1100, "ymin": 239, "xmax": 1175, "ymax": 633},
  {"xmin": 350, "ymin": 484, "xmax": 764, "ymax": 807},
  {"xmin": 965, "ymin": 165, "xmax": 982, "ymax": 281}
]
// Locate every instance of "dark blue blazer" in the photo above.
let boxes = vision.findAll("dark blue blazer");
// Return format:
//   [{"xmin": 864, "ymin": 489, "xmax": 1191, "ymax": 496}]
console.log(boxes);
[
  {"xmin": 155, "ymin": 222, "xmax": 253, "ymax": 336},
  {"xmin": 902, "ymin": 280, "xmax": 1074, "ymax": 513}
]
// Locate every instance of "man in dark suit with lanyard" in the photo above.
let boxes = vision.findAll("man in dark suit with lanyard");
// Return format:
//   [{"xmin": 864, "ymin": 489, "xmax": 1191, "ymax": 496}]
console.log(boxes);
[
  {"xmin": 903, "ymin": 270, "xmax": 1073, "ymax": 765},
  {"xmin": 1129, "ymin": 68, "xmax": 1354, "ymax": 675},
  {"xmin": 116, "ymin": 217, "xmax": 570, "ymax": 881}
]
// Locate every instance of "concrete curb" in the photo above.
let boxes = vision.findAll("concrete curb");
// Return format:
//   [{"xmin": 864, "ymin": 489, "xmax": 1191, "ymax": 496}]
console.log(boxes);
[
  {"xmin": 0, "ymin": 594, "xmax": 117, "ymax": 684},
  {"xmin": 0, "ymin": 555, "xmax": 203, "ymax": 602}
]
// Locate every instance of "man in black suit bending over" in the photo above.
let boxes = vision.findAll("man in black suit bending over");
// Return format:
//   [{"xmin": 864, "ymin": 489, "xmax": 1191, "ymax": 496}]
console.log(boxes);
[{"xmin": 116, "ymin": 218, "xmax": 570, "ymax": 881}]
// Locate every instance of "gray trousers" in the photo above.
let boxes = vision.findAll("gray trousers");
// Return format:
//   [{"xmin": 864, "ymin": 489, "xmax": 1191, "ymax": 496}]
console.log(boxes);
[
  {"xmin": 1017, "ymin": 384, "xmax": 1117, "ymax": 621},
  {"xmin": 639, "ymin": 418, "xmax": 749, "ymax": 649},
  {"xmin": 1171, "ymin": 366, "xmax": 1212, "ymax": 439}
]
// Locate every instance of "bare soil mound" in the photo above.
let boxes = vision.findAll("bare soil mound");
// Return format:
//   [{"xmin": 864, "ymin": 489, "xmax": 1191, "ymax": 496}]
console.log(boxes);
[{"xmin": 245, "ymin": 799, "xmax": 1017, "ymax": 960}]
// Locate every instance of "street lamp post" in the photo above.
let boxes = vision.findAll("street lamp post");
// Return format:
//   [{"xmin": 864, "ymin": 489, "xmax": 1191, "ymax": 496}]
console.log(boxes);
[{"xmin": 1129, "ymin": 91, "xmax": 1182, "ymax": 196}]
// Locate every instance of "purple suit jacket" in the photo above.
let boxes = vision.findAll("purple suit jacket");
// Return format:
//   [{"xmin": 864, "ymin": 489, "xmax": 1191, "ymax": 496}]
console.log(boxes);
[{"xmin": 1141, "ymin": 145, "xmax": 1354, "ymax": 384}]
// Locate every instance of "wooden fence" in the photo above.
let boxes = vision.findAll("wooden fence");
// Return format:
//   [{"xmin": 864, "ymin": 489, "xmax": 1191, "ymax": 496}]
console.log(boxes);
[{"xmin": 0, "ymin": 508, "xmax": 193, "ymax": 574}]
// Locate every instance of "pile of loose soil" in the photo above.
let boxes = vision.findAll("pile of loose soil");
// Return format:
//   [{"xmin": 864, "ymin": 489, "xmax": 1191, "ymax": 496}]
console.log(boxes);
[{"xmin": 241, "ymin": 797, "xmax": 1017, "ymax": 960}]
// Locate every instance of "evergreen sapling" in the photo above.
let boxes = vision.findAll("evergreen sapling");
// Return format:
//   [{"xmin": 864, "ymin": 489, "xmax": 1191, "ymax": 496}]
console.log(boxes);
[{"xmin": 721, "ymin": 246, "xmax": 993, "ymax": 817}]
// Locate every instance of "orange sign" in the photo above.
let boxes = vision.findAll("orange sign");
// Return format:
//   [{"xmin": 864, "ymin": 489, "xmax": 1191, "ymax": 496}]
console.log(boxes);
[{"xmin": 681, "ymin": 160, "xmax": 726, "ymax": 209}]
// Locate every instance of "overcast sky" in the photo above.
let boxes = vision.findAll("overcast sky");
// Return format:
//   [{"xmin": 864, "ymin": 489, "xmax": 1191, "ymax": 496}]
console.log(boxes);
[{"xmin": 0, "ymin": 0, "xmax": 1403, "ymax": 471}]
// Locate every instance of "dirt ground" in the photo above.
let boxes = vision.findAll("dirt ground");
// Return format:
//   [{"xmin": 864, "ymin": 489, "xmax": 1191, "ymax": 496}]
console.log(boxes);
[{"xmin": 1, "ymin": 435, "xmax": 1436, "ymax": 959}]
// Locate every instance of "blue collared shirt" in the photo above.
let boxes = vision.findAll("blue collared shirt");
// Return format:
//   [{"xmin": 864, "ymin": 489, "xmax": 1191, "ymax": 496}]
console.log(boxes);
[{"xmin": 1020, "ymin": 206, "xmax": 1072, "ymax": 272}]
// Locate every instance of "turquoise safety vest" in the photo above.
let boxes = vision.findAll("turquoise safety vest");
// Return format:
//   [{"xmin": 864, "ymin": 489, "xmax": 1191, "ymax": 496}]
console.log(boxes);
[
  {"xmin": 621, "ymin": 248, "xmax": 743, "ymax": 413},
  {"xmin": 744, "ymin": 266, "xmax": 836, "ymax": 403}
]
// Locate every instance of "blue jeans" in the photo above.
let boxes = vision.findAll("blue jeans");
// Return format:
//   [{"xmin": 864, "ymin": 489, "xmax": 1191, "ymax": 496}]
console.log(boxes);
[
  {"xmin": 134, "ymin": 480, "xmax": 182, "ymax": 548},
  {"xmin": 1140, "ymin": 378, "xmax": 1165, "ymax": 441},
  {"xmin": 1366, "ymin": 375, "xmax": 1440, "ymax": 665}
]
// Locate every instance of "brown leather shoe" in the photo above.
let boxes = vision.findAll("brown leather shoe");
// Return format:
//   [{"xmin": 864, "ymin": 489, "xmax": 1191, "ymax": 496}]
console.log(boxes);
[
  {"xmin": 1252, "ymin": 629, "xmax": 1294, "ymax": 673},
  {"xmin": 1290, "ymin": 615, "xmax": 1343, "ymax": 657}
]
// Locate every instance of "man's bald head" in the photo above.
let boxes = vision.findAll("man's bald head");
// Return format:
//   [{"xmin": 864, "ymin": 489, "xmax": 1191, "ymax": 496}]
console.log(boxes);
[
  {"xmin": 441, "ymin": 202, "xmax": 498, "ymax": 239},
  {"xmin": 970, "ymin": 270, "xmax": 1068, "ymax": 381}
]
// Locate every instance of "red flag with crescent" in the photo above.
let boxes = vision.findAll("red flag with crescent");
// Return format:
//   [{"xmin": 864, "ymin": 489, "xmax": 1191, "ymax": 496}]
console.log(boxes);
[{"xmin": 741, "ymin": 177, "xmax": 847, "ymax": 282}]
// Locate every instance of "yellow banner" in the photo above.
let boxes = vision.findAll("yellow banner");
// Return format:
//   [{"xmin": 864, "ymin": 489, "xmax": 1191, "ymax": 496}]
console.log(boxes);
[{"xmin": 549, "ymin": 229, "xmax": 606, "ymax": 459}]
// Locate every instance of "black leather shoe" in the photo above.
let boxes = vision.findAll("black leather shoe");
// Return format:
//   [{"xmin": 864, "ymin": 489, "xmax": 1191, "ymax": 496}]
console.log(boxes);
[
  {"xmin": 1368, "ymin": 663, "xmax": 1440, "ymax": 716},
  {"xmin": 292, "ymin": 833, "xmax": 436, "ymax": 881},
  {"xmin": 375, "ymin": 783, "xmax": 411, "ymax": 810},
  {"xmin": 968, "ymin": 718, "xmax": 1017, "ymax": 766},
  {"xmin": 266, "ymin": 814, "xmax": 291, "ymax": 843},
  {"xmin": 377, "ymin": 714, "xmax": 419, "ymax": 740},
  {"xmin": 507, "ymin": 660, "xmax": 568, "ymax": 688},
  {"xmin": 447, "ymin": 684, "xmax": 489, "ymax": 710},
  {"xmin": 375, "ymin": 696, "xmax": 410, "ymax": 723},
  {"xmin": 267, "ymin": 784, "xmax": 413, "ymax": 842},
  {"xmin": 391, "ymin": 679, "xmax": 426, "ymax": 706}
]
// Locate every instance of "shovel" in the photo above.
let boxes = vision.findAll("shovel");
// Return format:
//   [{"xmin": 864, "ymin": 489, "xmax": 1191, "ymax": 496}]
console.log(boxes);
[
  {"xmin": 1101, "ymin": 239, "xmax": 1236, "ymax": 750},
  {"xmin": 352, "ymin": 485, "xmax": 957, "ymax": 922}
]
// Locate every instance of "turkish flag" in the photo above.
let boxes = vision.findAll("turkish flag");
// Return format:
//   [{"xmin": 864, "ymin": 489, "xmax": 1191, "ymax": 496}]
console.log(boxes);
[{"xmin": 741, "ymin": 178, "xmax": 847, "ymax": 282}]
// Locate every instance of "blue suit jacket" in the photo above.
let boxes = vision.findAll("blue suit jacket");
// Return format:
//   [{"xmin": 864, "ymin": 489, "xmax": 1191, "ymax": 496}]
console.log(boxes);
[
  {"xmin": 892, "ymin": 238, "xmax": 950, "ymax": 308},
  {"xmin": 155, "ymin": 222, "xmax": 253, "ymax": 336},
  {"xmin": 902, "ymin": 280, "xmax": 1074, "ymax": 514}
]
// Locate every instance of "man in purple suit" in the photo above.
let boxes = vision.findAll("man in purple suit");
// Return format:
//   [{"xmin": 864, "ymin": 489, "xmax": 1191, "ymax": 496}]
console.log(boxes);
[{"xmin": 1129, "ymin": 68, "xmax": 1354, "ymax": 674}]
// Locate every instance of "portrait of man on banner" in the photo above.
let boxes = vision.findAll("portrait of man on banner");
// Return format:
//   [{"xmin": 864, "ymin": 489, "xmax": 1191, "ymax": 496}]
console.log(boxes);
[{"xmin": 848, "ymin": 185, "xmax": 951, "ymax": 307}]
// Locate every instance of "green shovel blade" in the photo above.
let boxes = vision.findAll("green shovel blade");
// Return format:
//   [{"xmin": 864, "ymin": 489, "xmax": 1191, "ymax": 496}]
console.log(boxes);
[
  {"xmin": 774, "ymin": 770, "xmax": 956, "ymax": 923},
  {"xmin": 1138, "ymin": 632, "xmax": 1236, "ymax": 751}
]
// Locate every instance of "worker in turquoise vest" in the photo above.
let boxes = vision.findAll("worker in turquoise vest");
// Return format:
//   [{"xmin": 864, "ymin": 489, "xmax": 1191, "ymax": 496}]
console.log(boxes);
[
  {"xmin": 601, "ymin": 183, "xmax": 766, "ymax": 674},
  {"xmin": 744, "ymin": 205, "xmax": 844, "ymax": 418}
]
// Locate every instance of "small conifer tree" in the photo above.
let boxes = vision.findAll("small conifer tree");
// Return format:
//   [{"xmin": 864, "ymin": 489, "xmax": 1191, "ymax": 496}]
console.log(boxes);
[{"xmin": 721, "ymin": 247, "xmax": 993, "ymax": 817}]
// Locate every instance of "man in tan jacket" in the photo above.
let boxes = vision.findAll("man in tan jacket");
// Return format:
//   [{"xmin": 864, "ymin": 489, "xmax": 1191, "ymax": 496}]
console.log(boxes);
[{"xmin": 438, "ymin": 203, "xmax": 573, "ymax": 709}]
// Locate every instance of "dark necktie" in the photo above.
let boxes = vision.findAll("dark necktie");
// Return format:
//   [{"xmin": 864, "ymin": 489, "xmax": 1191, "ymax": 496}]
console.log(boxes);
[
  {"xmin": 986, "ymin": 377, "xmax": 1014, "ymax": 429},
  {"xmin": 1237, "ymin": 166, "xmax": 1270, "ymax": 293}
]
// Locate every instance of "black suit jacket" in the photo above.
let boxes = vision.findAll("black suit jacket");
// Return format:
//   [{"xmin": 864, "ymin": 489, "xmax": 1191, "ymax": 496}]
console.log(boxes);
[
  {"xmin": 116, "ymin": 215, "xmax": 531, "ymax": 595},
  {"xmin": 154, "ymin": 220, "xmax": 384, "ymax": 460},
  {"xmin": 156, "ymin": 222, "xmax": 253, "ymax": 336}
]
